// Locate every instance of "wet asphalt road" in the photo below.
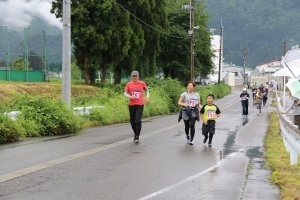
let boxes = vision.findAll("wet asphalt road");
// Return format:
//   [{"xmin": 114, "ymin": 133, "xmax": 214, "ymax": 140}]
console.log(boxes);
[{"xmin": 0, "ymin": 90, "xmax": 279, "ymax": 200}]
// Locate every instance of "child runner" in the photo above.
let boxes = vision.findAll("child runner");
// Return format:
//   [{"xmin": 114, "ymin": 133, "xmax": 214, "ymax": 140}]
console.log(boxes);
[
  {"xmin": 200, "ymin": 94, "xmax": 221, "ymax": 147},
  {"xmin": 178, "ymin": 82, "xmax": 201, "ymax": 145}
]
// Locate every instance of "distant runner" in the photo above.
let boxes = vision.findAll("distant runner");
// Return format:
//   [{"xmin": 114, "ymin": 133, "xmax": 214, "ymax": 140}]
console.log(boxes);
[
  {"xmin": 251, "ymin": 85, "xmax": 257, "ymax": 105},
  {"xmin": 255, "ymin": 89, "xmax": 263, "ymax": 114},
  {"xmin": 240, "ymin": 88, "xmax": 249, "ymax": 118},
  {"xmin": 262, "ymin": 88, "xmax": 268, "ymax": 106}
]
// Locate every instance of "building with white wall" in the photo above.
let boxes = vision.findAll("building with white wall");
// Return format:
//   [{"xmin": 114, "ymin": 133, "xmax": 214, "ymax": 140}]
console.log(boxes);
[
  {"xmin": 222, "ymin": 63, "xmax": 252, "ymax": 86},
  {"xmin": 208, "ymin": 29, "xmax": 222, "ymax": 83}
]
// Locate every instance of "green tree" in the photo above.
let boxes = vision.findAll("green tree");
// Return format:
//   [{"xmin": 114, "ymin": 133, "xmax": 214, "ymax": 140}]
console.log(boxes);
[
  {"xmin": 51, "ymin": 0, "xmax": 138, "ymax": 85},
  {"xmin": 28, "ymin": 51, "xmax": 43, "ymax": 70},
  {"xmin": 113, "ymin": 0, "xmax": 169, "ymax": 83},
  {"xmin": 194, "ymin": 0, "xmax": 214, "ymax": 79},
  {"xmin": 159, "ymin": 0, "xmax": 189, "ymax": 80},
  {"xmin": 71, "ymin": 61, "xmax": 82, "ymax": 83},
  {"xmin": 48, "ymin": 62, "xmax": 62, "ymax": 72},
  {"xmin": 51, "ymin": 0, "xmax": 171, "ymax": 84},
  {"xmin": 159, "ymin": 0, "xmax": 213, "ymax": 82},
  {"xmin": 205, "ymin": 0, "xmax": 300, "ymax": 67},
  {"xmin": 11, "ymin": 57, "xmax": 30, "ymax": 70},
  {"xmin": 135, "ymin": 0, "xmax": 169, "ymax": 78},
  {"xmin": 0, "ymin": 60, "xmax": 5, "ymax": 68}
]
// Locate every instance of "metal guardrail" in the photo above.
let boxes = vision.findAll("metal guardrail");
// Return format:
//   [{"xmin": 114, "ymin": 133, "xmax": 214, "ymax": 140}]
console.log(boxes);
[{"xmin": 276, "ymin": 91, "xmax": 300, "ymax": 165}]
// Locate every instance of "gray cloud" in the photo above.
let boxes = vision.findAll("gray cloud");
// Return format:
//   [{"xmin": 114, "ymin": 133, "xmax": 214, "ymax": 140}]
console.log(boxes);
[{"xmin": 0, "ymin": 0, "xmax": 61, "ymax": 29}]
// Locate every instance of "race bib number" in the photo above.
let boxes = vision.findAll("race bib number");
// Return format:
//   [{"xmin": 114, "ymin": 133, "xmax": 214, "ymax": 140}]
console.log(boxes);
[
  {"xmin": 207, "ymin": 110, "xmax": 215, "ymax": 119},
  {"xmin": 242, "ymin": 96, "xmax": 247, "ymax": 100},
  {"xmin": 132, "ymin": 91, "xmax": 141, "ymax": 99},
  {"xmin": 189, "ymin": 100, "xmax": 196, "ymax": 107}
]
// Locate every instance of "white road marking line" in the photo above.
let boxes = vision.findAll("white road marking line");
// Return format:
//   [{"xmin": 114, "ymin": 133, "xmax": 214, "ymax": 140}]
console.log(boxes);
[
  {"xmin": 220, "ymin": 99, "xmax": 240, "ymax": 110},
  {"xmin": 0, "ymin": 123, "xmax": 183, "ymax": 184},
  {"xmin": 138, "ymin": 152, "xmax": 239, "ymax": 200}
]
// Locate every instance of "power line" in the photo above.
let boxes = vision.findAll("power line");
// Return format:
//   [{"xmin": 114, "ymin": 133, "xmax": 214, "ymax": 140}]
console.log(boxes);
[{"xmin": 113, "ymin": 0, "xmax": 189, "ymax": 40}]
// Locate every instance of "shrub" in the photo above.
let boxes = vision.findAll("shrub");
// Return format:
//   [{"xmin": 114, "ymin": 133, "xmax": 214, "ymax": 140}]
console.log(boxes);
[
  {"xmin": 14, "ymin": 96, "xmax": 83, "ymax": 136},
  {"xmin": 144, "ymin": 77, "xmax": 165, "ymax": 87},
  {"xmin": 160, "ymin": 78, "xmax": 185, "ymax": 112},
  {"xmin": 88, "ymin": 88, "xmax": 171, "ymax": 124},
  {"xmin": 16, "ymin": 117, "xmax": 41, "ymax": 137},
  {"xmin": 0, "ymin": 115, "xmax": 25, "ymax": 143},
  {"xmin": 196, "ymin": 83, "xmax": 231, "ymax": 103},
  {"xmin": 144, "ymin": 87, "xmax": 171, "ymax": 117},
  {"xmin": 71, "ymin": 87, "xmax": 115, "ymax": 106},
  {"xmin": 89, "ymin": 94, "xmax": 129, "ymax": 125}
]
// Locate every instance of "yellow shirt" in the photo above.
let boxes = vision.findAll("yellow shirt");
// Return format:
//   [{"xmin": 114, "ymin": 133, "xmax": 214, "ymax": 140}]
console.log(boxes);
[{"xmin": 200, "ymin": 104, "xmax": 221, "ymax": 121}]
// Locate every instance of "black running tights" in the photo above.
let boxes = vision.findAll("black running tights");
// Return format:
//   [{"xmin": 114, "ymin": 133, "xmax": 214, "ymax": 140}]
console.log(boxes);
[
  {"xmin": 184, "ymin": 117, "xmax": 196, "ymax": 142},
  {"xmin": 129, "ymin": 105, "xmax": 144, "ymax": 138}
]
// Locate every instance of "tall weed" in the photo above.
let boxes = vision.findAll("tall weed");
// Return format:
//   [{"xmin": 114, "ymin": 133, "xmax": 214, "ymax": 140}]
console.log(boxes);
[
  {"xmin": 13, "ymin": 96, "xmax": 83, "ymax": 136},
  {"xmin": 0, "ymin": 115, "xmax": 25, "ymax": 143}
]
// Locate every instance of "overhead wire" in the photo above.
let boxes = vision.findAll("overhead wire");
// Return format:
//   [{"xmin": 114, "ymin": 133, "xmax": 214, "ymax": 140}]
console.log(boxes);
[{"xmin": 112, "ymin": 0, "xmax": 190, "ymax": 42}]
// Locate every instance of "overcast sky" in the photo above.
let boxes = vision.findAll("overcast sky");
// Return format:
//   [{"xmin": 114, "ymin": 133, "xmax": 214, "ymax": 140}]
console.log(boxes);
[{"xmin": 0, "ymin": 0, "xmax": 61, "ymax": 29}]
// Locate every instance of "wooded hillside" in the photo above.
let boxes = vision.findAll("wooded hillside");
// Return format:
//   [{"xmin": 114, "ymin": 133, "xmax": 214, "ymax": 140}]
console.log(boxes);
[{"xmin": 205, "ymin": 0, "xmax": 300, "ymax": 67}]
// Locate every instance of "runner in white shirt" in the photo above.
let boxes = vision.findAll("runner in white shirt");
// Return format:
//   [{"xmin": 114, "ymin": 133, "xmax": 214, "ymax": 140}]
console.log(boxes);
[{"xmin": 178, "ymin": 82, "xmax": 202, "ymax": 145}]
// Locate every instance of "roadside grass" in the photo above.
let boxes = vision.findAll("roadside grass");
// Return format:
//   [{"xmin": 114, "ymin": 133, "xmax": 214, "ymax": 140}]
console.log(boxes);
[{"xmin": 264, "ymin": 111, "xmax": 300, "ymax": 200}]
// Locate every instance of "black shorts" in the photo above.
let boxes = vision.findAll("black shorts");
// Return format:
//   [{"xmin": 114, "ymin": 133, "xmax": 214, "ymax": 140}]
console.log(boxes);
[{"xmin": 202, "ymin": 120, "xmax": 216, "ymax": 136}]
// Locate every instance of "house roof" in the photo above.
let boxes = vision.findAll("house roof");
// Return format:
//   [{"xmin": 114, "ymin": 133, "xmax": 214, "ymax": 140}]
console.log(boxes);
[
  {"xmin": 256, "ymin": 60, "xmax": 280, "ymax": 66},
  {"xmin": 261, "ymin": 67, "xmax": 281, "ymax": 73},
  {"xmin": 250, "ymin": 68, "xmax": 261, "ymax": 76}
]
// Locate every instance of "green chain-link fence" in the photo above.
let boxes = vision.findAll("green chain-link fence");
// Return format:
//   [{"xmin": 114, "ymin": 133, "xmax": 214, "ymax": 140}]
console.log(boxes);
[{"xmin": 0, "ymin": 26, "xmax": 46, "ymax": 82}]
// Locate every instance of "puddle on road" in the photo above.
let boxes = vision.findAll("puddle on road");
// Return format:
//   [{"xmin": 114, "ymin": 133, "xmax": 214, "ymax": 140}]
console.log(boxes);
[
  {"xmin": 246, "ymin": 146, "xmax": 264, "ymax": 159},
  {"xmin": 221, "ymin": 115, "xmax": 264, "ymax": 161},
  {"xmin": 222, "ymin": 115, "xmax": 254, "ymax": 156},
  {"xmin": 223, "ymin": 126, "xmax": 239, "ymax": 157}
]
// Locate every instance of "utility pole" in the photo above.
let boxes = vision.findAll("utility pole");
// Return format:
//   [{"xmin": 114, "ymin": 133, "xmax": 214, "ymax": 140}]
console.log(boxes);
[
  {"xmin": 183, "ymin": 0, "xmax": 195, "ymax": 82},
  {"xmin": 62, "ymin": 0, "xmax": 71, "ymax": 106},
  {"xmin": 190, "ymin": 0, "xmax": 195, "ymax": 82},
  {"xmin": 283, "ymin": 40, "xmax": 286, "ymax": 108},
  {"xmin": 284, "ymin": 40, "xmax": 286, "ymax": 56},
  {"xmin": 218, "ymin": 24, "xmax": 223, "ymax": 84},
  {"xmin": 242, "ymin": 48, "xmax": 247, "ymax": 85}
]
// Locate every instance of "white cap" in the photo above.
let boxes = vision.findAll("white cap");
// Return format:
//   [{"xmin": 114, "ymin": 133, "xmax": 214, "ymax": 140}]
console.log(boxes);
[
  {"xmin": 243, "ymin": 88, "xmax": 247, "ymax": 91},
  {"xmin": 131, "ymin": 71, "xmax": 139, "ymax": 76}
]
